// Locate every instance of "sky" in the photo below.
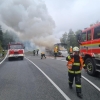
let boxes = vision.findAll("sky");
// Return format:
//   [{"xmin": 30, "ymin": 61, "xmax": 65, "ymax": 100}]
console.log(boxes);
[
  {"xmin": 0, "ymin": 0, "xmax": 100, "ymax": 50},
  {"xmin": 44, "ymin": 0, "xmax": 100, "ymax": 38}
]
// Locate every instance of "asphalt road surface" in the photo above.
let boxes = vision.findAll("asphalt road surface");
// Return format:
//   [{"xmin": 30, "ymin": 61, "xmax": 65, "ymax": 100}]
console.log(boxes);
[{"xmin": 0, "ymin": 54, "xmax": 100, "ymax": 100}]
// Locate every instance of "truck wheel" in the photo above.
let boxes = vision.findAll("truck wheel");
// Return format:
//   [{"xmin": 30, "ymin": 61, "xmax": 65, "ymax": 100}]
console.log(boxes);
[
  {"xmin": 22, "ymin": 57, "xmax": 24, "ymax": 60},
  {"xmin": 21, "ymin": 57, "xmax": 24, "ymax": 60},
  {"xmin": 8, "ymin": 58, "xmax": 11, "ymax": 61},
  {"xmin": 85, "ymin": 58, "xmax": 96, "ymax": 76}
]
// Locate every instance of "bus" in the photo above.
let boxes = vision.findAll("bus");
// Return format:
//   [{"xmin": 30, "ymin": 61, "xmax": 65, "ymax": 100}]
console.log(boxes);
[{"xmin": 54, "ymin": 43, "xmax": 68, "ymax": 57}]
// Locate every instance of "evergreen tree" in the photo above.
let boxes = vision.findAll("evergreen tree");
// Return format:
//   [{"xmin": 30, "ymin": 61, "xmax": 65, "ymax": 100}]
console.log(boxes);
[{"xmin": 0, "ymin": 25, "xmax": 3, "ymax": 47}]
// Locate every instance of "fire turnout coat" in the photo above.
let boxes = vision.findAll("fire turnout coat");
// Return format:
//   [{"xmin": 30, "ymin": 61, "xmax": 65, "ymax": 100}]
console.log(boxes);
[
  {"xmin": 54, "ymin": 48, "xmax": 58, "ymax": 53},
  {"xmin": 66, "ymin": 55, "xmax": 85, "ymax": 74}
]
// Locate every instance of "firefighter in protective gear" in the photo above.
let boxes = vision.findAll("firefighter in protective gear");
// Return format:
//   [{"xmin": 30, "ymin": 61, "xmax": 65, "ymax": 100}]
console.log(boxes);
[
  {"xmin": 66, "ymin": 46, "xmax": 85, "ymax": 98},
  {"xmin": 2, "ymin": 50, "xmax": 5, "ymax": 57},
  {"xmin": 54, "ymin": 46, "xmax": 58, "ymax": 59},
  {"xmin": 41, "ymin": 52, "xmax": 46, "ymax": 59},
  {"xmin": 36, "ymin": 49, "xmax": 39, "ymax": 56},
  {"xmin": 33, "ymin": 50, "xmax": 36, "ymax": 56},
  {"xmin": 69, "ymin": 46, "xmax": 73, "ymax": 54}
]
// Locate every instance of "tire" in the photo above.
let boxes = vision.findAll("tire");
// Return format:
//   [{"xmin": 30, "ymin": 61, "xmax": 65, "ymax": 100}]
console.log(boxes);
[
  {"xmin": 21, "ymin": 57, "xmax": 24, "ymax": 60},
  {"xmin": 85, "ymin": 58, "xmax": 96, "ymax": 76},
  {"xmin": 8, "ymin": 58, "xmax": 11, "ymax": 61}
]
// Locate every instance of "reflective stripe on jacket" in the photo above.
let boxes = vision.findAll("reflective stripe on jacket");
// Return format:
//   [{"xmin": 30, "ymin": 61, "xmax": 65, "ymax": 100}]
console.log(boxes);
[{"xmin": 68, "ymin": 70, "xmax": 81, "ymax": 74}]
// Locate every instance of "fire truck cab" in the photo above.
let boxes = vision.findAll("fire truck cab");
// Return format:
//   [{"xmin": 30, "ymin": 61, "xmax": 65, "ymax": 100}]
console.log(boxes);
[
  {"xmin": 8, "ymin": 42, "xmax": 25, "ymax": 61},
  {"xmin": 77, "ymin": 22, "xmax": 100, "ymax": 75}
]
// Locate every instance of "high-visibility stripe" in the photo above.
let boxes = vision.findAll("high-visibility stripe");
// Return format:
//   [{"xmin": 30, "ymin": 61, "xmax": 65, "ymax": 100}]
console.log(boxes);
[
  {"xmin": 68, "ymin": 70, "xmax": 74, "ymax": 73},
  {"xmin": 83, "ymin": 64, "xmax": 85, "ymax": 66},
  {"xmin": 73, "ymin": 63, "xmax": 80, "ymax": 66},
  {"xmin": 80, "ymin": 44, "xmax": 100, "ymax": 49},
  {"xmin": 68, "ymin": 70, "xmax": 81, "ymax": 74},
  {"xmin": 76, "ymin": 85, "xmax": 81, "ymax": 88},
  {"xmin": 69, "ymin": 81, "xmax": 72, "ymax": 83},
  {"xmin": 68, "ymin": 56, "xmax": 71, "ymax": 59},
  {"xmin": 75, "ymin": 71, "xmax": 81, "ymax": 74},
  {"xmin": 80, "ymin": 43, "xmax": 100, "ymax": 46}
]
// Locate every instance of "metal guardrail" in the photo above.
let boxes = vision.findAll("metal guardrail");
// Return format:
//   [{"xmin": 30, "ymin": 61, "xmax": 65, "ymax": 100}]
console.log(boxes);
[{"xmin": 0, "ymin": 51, "xmax": 8, "ymax": 64}]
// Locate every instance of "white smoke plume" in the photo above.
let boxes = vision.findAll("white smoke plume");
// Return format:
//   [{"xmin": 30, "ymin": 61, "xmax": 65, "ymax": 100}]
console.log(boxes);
[{"xmin": 0, "ymin": 0, "xmax": 58, "ymax": 50}]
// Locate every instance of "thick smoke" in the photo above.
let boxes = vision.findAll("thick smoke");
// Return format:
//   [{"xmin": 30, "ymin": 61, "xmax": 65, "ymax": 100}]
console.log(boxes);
[{"xmin": 0, "ymin": 0, "xmax": 58, "ymax": 50}]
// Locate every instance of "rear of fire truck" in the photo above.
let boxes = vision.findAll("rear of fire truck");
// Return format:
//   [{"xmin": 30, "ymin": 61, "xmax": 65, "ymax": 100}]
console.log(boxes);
[
  {"xmin": 8, "ymin": 42, "xmax": 25, "ymax": 61},
  {"xmin": 77, "ymin": 22, "xmax": 100, "ymax": 76}
]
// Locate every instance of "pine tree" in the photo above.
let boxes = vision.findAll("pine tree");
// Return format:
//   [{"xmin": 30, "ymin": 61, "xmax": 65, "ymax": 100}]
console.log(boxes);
[{"xmin": 0, "ymin": 25, "xmax": 3, "ymax": 48}]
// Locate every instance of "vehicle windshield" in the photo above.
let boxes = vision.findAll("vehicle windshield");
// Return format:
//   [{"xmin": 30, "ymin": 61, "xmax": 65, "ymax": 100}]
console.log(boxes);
[
  {"xmin": 94, "ymin": 26, "xmax": 100, "ymax": 39},
  {"xmin": 10, "ymin": 45, "xmax": 23, "ymax": 49}
]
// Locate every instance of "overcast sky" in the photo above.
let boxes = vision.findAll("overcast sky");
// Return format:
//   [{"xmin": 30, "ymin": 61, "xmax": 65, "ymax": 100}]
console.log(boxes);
[
  {"xmin": 0, "ymin": 0, "xmax": 100, "ymax": 48},
  {"xmin": 44, "ymin": 0, "xmax": 100, "ymax": 38}
]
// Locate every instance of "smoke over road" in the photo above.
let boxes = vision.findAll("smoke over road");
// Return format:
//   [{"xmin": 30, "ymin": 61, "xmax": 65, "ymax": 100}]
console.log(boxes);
[{"xmin": 0, "ymin": 0, "xmax": 58, "ymax": 50}]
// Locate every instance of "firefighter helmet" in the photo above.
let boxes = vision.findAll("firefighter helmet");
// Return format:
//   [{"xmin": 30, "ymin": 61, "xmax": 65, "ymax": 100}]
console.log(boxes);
[{"xmin": 73, "ymin": 46, "xmax": 79, "ymax": 52}]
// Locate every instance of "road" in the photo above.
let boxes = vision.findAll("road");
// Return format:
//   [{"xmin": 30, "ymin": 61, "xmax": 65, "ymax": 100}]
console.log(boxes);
[{"xmin": 0, "ymin": 54, "xmax": 100, "ymax": 100}]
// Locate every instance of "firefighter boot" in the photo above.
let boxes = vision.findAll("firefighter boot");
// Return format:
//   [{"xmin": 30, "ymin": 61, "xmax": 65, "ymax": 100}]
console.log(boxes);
[{"xmin": 77, "ymin": 93, "xmax": 83, "ymax": 98}]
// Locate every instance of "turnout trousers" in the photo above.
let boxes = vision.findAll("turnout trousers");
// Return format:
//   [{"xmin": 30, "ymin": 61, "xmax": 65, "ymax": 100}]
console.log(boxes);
[
  {"xmin": 54, "ymin": 53, "xmax": 57, "ymax": 58},
  {"xmin": 68, "ymin": 72, "xmax": 81, "ymax": 93},
  {"xmin": 41, "ymin": 54, "xmax": 46, "ymax": 59}
]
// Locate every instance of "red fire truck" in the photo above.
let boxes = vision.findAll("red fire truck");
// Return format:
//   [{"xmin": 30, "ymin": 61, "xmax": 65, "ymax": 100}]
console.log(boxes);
[
  {"xmin": 8, "ymin": 42, "xmax": 25, "ymax": 61},
  {"xmin": 77, "ymin": 22, "xmax": 100, "ymax": 75}
]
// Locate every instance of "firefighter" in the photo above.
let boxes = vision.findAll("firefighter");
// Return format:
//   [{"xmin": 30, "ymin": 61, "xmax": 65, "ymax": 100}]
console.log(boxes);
[
  {"xmin": 33, "ymin": 50, "xmax": 36, "ymax": 56},
  {"xmin": 41, "ymin": 52, "xmax": 46, "ymax": 59},
  {"xmin": 69, "ymin": 46, "xmax": 73, "ymax": 54},
  {"xmin": 2, "ymin": 50, "xmax": 5, "ymax": 57},
  {"xmin": 36, "ymin": 49, "xmax": 39, "ymax": 56},
  {"xmin": 54, "ymin": 46, "xmax": 58, "ymax": 59},
  {"xmin": 66, "ymin": 46, "xmax": 86, "ymax": 98}
]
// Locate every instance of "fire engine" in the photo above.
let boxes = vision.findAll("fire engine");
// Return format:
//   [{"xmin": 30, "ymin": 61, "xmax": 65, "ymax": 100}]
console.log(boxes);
[
  {"xmin": 77, "ymin": 22, "xmax": 100, "ymax": 75},
  {"xmin": 8, "ymin": 42, "xmax": 25, "ymax": 61}
]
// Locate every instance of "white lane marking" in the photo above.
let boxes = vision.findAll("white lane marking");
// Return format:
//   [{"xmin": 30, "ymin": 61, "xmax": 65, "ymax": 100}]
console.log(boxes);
[
  {"xmin": 82, "ymin": 76, "xmax": 100, "ymax": 91},
  {"xmin": 48, "ymin": 57, "xmax": 100, "ymax": 92},
  {"xmin": 62, "ymin": 60, "xmax": 100, "ymax": 92},
  {"xmin": 25, "ymin": 57, "xmax": 71, "ymax": 100},
  {"xmin": 0, "ymin": 51, "xmax": 8, "ymax": 64}
]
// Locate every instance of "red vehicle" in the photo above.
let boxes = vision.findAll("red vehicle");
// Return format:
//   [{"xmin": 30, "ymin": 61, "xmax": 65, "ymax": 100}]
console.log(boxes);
[
  {"xmin": 8, "ymin": 42, "xmax": 25, "ymax": 61},
  {"xmin": 77, "ymin": 22, "xmax": 100, "ymax": 75}
]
